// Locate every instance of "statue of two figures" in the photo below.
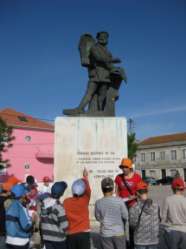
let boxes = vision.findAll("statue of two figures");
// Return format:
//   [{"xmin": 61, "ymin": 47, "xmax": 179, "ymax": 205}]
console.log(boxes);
[{"xmin": 63, "ymin": 31, "xmax": 127, "ymax": 117}]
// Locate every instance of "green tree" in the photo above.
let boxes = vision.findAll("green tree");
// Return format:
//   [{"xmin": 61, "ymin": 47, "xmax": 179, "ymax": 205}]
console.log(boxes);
[
  {"xmin": 128, "ymin": 132, "xmax": 138, "ymax": 160},
  {"xmin": 0, "ymin": 118, "xmax": 14, "ymax": 170}
]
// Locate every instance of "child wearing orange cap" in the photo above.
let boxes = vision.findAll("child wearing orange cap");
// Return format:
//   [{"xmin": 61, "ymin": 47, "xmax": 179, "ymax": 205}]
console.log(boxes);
[
  {"xmin": 129, "ymin": 181, "xmax": 160, "ymax": 249},
  {"xmin": 161, "ymin": 177, "xmax": 186, "ymax": 249}
]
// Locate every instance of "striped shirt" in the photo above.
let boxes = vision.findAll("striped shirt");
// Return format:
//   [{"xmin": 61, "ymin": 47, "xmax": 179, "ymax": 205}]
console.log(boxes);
[
  {"xmin": 41, "ymin": 198, "xmax": 68, "ymax": 242},
  {"xmin": 95, "ymin": 196, "xmax": 128, "ymax": 237}
]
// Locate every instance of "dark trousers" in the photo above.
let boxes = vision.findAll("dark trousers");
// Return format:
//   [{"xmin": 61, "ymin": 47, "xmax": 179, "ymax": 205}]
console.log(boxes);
[
  {"xmin": 161, "ymin": 229, "xmax": 186, "ymax": 249},
  {"xmin": 67, "ymin": 232, "xmax": 90, "ymax": 249},
  {"xmin": 6, "ymin": 243, "xmax": 29, "ymax": 249},
  {"xmin": 128, "ymin": 226, "xmax": 134, "ymax": 249},
  {"xmin": 0, "ymin": 236, "xmax": 6, "ymax": 249},
  {"xmin": 101, "ymin": 235, "xmax": 126, "ymax": 249},
  {"xmin": 44, "ymin": 240, "xmax": 67, "ymax": 249}
]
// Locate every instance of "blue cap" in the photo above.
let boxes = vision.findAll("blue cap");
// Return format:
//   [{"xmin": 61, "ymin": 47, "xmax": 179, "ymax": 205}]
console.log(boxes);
[
  {"xmin": 11, "ymin": 184, "xmax": 28, "ymax": 198},
  {"xmin": 51, "ymin": 181, "xmax": 67, "ymax": 199},
  {"xmin": 72, "ymin": 179, "xmax": 86, "ymax": 196}
]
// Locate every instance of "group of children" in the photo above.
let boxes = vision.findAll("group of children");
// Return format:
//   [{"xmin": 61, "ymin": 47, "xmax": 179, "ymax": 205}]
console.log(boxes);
[{"xmin": 0, "ymin": 158, "xmax": 186, "ymax": 249}]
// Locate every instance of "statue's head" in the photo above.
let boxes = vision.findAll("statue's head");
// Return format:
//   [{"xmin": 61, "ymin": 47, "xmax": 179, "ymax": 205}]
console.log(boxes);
[{"xmin": 96, "ymin": 31, "xmax": 109, "ymax": 45}]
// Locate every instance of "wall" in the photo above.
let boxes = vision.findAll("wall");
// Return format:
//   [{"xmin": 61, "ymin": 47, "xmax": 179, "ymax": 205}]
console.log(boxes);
[
  {"xmin": 135, "ymin": 142, "xmax": 186, "ymax": 179},
  {"xmin": 1, "ymin": 128, "xmax": 54, "ymax": 182}
]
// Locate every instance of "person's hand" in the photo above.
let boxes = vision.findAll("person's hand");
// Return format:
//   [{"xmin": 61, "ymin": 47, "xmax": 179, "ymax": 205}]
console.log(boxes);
[
  {"xmin": 128, "ymin": 195, "xmax": 136, "ymax": 201},
  {"xmin": 83, "ymin": 168, "xmax": 88, "ymax": 178},
  {"xmin": 32, "ymin": 212, "xmax": 37, "ymax": 223}
]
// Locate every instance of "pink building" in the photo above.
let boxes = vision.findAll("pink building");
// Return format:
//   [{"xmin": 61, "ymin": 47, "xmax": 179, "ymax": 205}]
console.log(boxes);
[{"xmin": 0, "ymin": 108, "xmax": 54, "ymax": 182}]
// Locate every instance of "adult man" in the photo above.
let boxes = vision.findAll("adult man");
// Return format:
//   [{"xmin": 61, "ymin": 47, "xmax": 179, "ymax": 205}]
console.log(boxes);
[
  {"xmin": 115, "ymin": 158, "xmax": 142, "ymax": 249},
  {"xmin": 63, "ymin": 31, "xmax": 122, "ymax": 115},
  {"xmin": 115, "ymin": 158, "xmax": 142, "ymax": 208}
]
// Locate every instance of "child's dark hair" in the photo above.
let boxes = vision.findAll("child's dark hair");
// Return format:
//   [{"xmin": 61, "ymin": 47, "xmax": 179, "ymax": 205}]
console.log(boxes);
[
  {"xmin": 101, "ymin": 177, "xmax": 114, "ymax": 193},
  {"xmin": 102, "ymin": 186, "xmax": 114, "ymax": 193}
]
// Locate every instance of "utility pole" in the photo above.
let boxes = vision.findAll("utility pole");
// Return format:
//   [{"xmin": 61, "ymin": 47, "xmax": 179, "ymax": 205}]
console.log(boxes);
[{"xmin": 128, "ymin": 118, "xmax": 135, "ymax": 134}]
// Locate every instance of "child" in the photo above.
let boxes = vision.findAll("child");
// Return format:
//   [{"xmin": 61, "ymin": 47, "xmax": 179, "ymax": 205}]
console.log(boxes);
[
  {"xmin": 63, "ymin": 168, "xmax": 91, "ymax": 249},
  {"xmin": 161, "ymin": 177, "xmax": 186, "ymax": 249},
  {"xmin": 129, "ymin": 181, "xmax": 160, "ymax": 249},
  {"xmin": 95, "ymin": 177, "xmax": 128, "ymax": 249},
  {"xmin": 40, "ymin": 181, "xmax": 68, "ymax": 249},
  {"xmin": 5, "ymin": 184, "xmax": 34, "ymax": 249},
  {"xmin": 39, "ymin": 176, "xmax": 52, "ymax": 194}
]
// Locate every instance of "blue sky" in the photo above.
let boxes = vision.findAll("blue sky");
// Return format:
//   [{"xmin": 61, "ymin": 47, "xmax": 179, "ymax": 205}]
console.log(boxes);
[{"xmin": 0, "ymin": 0, "xmax": 185, "ymax": 139}]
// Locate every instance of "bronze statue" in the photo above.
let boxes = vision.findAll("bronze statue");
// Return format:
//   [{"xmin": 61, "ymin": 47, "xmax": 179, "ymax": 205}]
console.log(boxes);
[{"xmin": 63, "ymin": 31, "xmax": 127, "ymax": 116}]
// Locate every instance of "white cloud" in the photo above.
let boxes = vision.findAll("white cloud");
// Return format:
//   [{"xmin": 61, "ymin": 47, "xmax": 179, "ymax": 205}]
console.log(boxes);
[{"xmin": 130, "ymin": 105, "xmax": 186, "ymax": 119}]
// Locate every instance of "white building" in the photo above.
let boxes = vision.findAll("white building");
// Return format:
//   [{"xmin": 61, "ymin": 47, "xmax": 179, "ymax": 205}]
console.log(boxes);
[{"xmin": 135, "ymin": 132, "xmax": 186, "ymax": 181}]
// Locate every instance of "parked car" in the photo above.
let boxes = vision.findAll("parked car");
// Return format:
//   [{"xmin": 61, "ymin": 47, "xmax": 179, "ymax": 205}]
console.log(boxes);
[
  {"xmin": 143, "ymin": 177, "xmax": 158, "ymax": 185},
  {"xmin": 156, "ymin": 176, "xmax": 173, "ymax": 185}
]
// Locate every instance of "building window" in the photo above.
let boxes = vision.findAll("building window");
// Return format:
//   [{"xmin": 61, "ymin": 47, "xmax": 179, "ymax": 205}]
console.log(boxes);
[
  {"xmin": 149, "ymin": 170, "xmax": 157, "ymax": 178},
  {"xmin": 162, "ymin": 169, "xmax": 166, "ymax": 178},
  {"xmin": 151, "ymin": 152, "xmax": 155, "ymax": 161},
  {"xmin": 0, "ymin": 165, "xmax": 6, "ymax": 175},
  {"xmin": 24, "ymin": 164, "xmax": 30, "ymax": 170},
  {"xmin": 170, "ymin": 169, "xmax": 178, "ymax": 177},
  {"xmin": 160, "ymin": 151, "xmax": 165, "ymax": 160},
  {"xmin": 183, "ymin": 149, "xmax": 186, "ymax": 159},
  {"xmin": 25, "ymin": 136, "xmax": 31, "ymax": 142},
  {"xmin": 141, "ymin": 153, "xmax": 145, "ymax": 162},
  {"xmin": 142, "ymin": 170, "xmax": 146, "ymax": 179},
  {"xmin": 171, "ymin": 150, "xmax": 177, "ymax": 160}
]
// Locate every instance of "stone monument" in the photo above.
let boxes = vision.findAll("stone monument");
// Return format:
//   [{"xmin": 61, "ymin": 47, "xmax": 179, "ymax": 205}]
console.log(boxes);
[
  {"xmin": 54, "ymin": 31, "xmax": 128, "ymax": 222},
  {"xmin": 54, "ymin": 117, "xmax": 128, "ymax": 221}
]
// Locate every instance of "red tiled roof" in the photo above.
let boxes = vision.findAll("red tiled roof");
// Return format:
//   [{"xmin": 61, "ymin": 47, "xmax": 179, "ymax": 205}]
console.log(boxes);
[
  {"xmin": 140, "ymin": 132, "xmax": 186, "ymax": 145},
  {"xmin": 0, "ymin": 108, "xmax": 54, "ymax": 131}
]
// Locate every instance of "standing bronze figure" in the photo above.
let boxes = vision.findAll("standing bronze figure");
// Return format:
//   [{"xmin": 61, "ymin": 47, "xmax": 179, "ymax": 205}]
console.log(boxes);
[{"xmin": 63, "ymin": 31, "xmax": 127, "ymax": 116}]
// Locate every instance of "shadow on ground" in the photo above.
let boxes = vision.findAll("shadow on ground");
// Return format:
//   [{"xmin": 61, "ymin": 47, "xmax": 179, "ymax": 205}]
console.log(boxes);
[{"xmin": 90, "ymin": 229, "xmax": 177, "ymax": 249}]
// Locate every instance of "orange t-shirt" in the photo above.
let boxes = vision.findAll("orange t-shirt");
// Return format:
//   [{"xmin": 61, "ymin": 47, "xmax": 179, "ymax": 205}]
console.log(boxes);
[{"xmin": 63, "ymin": 178, "xmax": 91, "ymax": 234}]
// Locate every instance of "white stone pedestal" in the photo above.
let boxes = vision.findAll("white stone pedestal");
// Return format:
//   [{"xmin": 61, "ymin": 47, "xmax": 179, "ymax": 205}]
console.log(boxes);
[{"xmin": 54, "ymin": 117, "xmax": 128, "ymax": 221}]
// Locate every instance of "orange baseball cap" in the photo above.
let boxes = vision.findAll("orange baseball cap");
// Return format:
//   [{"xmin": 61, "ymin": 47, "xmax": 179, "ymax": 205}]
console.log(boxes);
[
  {"xmin": 136, "ymin": 180, "xmax": 148, "ymax": 191},
  {"xmin": 2, "ymin": 176, "xmax": 21, "ymax": 192},
  {"xmin": 119, "ymin": 158, "xmax": 133, "ymax": 169}
]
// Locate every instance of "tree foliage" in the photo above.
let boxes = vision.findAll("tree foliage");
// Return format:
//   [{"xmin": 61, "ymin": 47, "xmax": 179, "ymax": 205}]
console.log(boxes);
[
  {"xmin": 0, "ymin": 118, "xmax": 14, "ymax": 169},
  {"xmin": 128, "ymin": 132, "xmax": 138, "ymax": 160}
]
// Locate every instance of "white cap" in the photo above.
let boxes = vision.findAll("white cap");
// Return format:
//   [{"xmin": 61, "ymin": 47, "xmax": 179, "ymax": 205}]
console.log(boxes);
[{"xmin": 72, "ymin": 179, "xmax": 86, "ymax": 196}]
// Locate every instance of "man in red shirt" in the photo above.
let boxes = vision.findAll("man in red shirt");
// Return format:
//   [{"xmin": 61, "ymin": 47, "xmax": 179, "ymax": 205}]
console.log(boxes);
[
  {"xmin": 115, "ymin": 158, "xmax": 142, "ymax": 249},
  {"xmin": 115, "ymin": 158, "xmax": 141, "ymax": 208}
]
